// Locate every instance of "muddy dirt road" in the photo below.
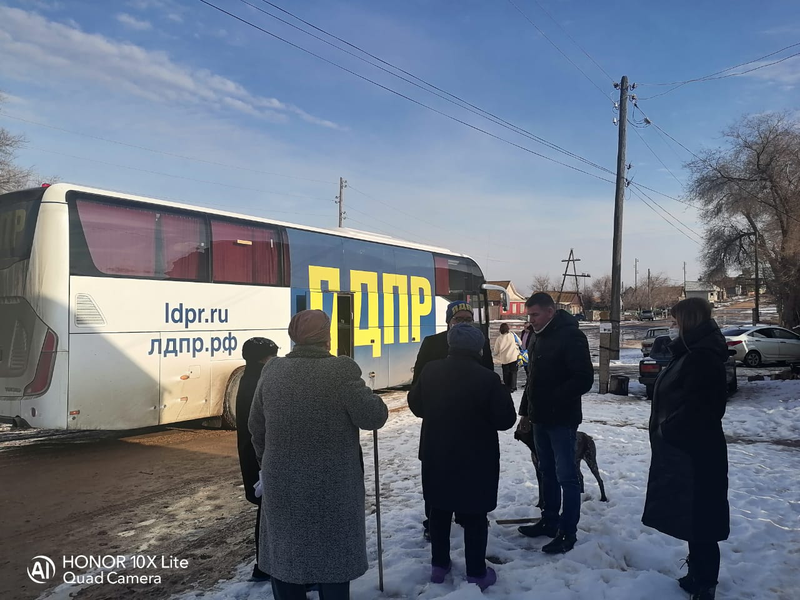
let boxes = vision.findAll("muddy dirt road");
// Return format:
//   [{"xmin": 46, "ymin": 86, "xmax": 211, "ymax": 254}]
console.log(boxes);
[{"xmin": 0, "ymin": 424, "xmax": 257, "ymax": 600}]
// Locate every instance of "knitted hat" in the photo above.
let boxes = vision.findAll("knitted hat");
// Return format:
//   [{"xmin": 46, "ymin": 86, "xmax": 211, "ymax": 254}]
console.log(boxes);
[
  {"xmin": 447, "ymin": 323, "xmax": 485, "ymax": 354},
  {"xmin": 242, "ymin": 337, "xmax": 279, "ymax": 362},
  {"xmin": 446, "ymin": 301, "xmax": 473, "ymax": 323},
  {"xmin": 288, "ymin": 310, "xmax": 331, "ymax": 345}
]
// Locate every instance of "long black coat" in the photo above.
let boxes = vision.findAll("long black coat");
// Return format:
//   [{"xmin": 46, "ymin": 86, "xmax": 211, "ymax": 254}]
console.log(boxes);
[
  {"xmin": 236, "ymin": 362, "xmax": 265, "ymax": 505},
  {"xmin": 642, "ymin": 320, "xmax": 730, "ymax": 543},
  {"xmin": 408, "ymin": 349, "xmax": 517, "ymax": 514},
  {"xmin": 411, "ymin": 329, "xmax": 494, "ymax": 387},
  {"xmin": 519, "ymin": 310, "xmax": 593, "ymax": 426}
]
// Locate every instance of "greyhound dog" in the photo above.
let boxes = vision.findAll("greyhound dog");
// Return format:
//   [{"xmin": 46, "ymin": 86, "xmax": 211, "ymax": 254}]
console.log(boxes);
[{"xmin": 514, "ymin": 424, "xmax": 608, "ymax": 506}]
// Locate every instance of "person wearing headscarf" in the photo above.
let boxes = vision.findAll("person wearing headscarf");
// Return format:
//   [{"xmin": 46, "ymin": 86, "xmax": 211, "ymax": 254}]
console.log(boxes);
[
  {"xmin": 408, "ymin": 323, "xmax": 516, "ymax": 591},
  {"xmin": 409, "ymin": 300, "xmax": 495, "ymax": 540},
  {"xmin": 236, "ymin": 337, "xmax": 279, "ymax": 581},
  {"xmin": 249, "ymin": 310, "xmax": 389, "ymax": 600}
]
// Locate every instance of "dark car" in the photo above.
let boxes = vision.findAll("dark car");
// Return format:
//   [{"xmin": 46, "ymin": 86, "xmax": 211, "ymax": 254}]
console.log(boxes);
[{"xmin": 638, "ymin": 335, "xmax": 738, "ymax": 400}]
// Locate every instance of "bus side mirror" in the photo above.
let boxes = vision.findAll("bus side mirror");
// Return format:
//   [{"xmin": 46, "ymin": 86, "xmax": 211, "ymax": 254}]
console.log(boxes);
[{"xmin": 481, "ymin": 283, "xmax": 509, "ymax": 311}]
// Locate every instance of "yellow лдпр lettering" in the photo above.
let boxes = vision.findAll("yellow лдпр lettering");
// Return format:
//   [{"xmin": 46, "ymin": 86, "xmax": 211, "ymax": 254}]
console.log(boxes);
[{"xmin": 350, "ymin": 270, "xmax": 381, "ymax": 357}]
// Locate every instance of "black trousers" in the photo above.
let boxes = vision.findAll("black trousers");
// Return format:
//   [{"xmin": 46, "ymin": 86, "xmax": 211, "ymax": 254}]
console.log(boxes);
[
  {"xmin": 270, "ymin": 579, "xmax": 349, "ymax": 600},
  {"xmin": 688, "ymin": 541, "xmax": 720, "ymax": 587},
  {"xmin": 429, "ymin": 508, "xmax": 488, "ymax": 578},
  {"xmin": 501, "ymin": 361, "xmax": 518, "ymax": 390}
]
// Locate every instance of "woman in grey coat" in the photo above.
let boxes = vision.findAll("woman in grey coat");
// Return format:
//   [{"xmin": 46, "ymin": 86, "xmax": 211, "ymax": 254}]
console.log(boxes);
[{"xmin": 249, "ymin": 309, "xmax": 389, "ymax": 600}]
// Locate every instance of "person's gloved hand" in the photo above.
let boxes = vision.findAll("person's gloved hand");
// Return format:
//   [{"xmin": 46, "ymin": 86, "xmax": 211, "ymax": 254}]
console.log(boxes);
[{"xmin": 254, "ymin": 474, "xmax": 263, "ymax": 499}]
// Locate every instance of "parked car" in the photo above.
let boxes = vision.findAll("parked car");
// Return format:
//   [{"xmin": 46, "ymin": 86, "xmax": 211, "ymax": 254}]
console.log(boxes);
[
  {"xmin": 722, "ymin": 325, "xmax": 800, "ymax": 367},
  {"xmin": 640, "ymin": 309, "xmax": 655, "ymax": 321},
  {"xmin": 641, "ymin": 326, "xmax": 670, "ymax": 357},
  {"xmin": 639, "ymin": 335, "xmax": 737, "ymax": 399}
]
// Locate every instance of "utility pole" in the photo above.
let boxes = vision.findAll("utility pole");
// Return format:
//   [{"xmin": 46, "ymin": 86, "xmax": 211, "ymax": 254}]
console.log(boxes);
[
  {"xmin": 335, "ymin": 177, "xmax": 347, "ymax": 227},
  {"xmin": 558, "ymin": 249, "xmax": 591, "ymax": 312},
  {"xmin": 753, "ymin": 231, "xmax": 760, "ymax": 325},
  {"xmin": 683, "ymin": 262, "xmax": 687, "ymax": 292},
  {"xmin": 648, "ymin": 268, "xmax": 652, "ymax": 309},
  {"xmin": 600, "ymin": 75, "xmax": 628, "ymax": 394}
]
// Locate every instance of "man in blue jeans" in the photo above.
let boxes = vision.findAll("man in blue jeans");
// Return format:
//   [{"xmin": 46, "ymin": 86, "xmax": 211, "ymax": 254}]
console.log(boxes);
[{"xmin": 516, "ymin": 292, "xmax": 594, "ymax": 553}]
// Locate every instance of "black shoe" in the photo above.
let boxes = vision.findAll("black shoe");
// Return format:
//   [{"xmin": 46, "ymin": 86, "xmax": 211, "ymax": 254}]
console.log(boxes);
[
  {"xmin": 542, "ymin": 531, "xmax": 577, "ymax": 554},
  {"xmin": 518, "ymin": 520, "xmax": 558, "ymax": 538},
  {"xmin": 679, "ymin": 573, "xmax": 697, "ymax": 593},
  {"xmin": 690, "ymin": 586, "xmax": 716, "ymax": 600},
  {"xmin": 250, "ymin": 564, "xmax": 270, "ymax": 581},
  {"xmin": 423, "ymin": 528, "xmax": 431, "ymax": 542}
]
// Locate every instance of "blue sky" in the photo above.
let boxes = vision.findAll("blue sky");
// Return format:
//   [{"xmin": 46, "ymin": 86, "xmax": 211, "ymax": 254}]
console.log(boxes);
[{"xmin": 1, "ymin": 0, "xmax": 799, "ymax": 292}]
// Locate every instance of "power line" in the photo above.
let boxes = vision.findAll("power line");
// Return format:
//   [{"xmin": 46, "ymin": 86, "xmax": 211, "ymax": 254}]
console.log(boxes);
[
  {"xmin": 506, "ymin": 0, "xmax": 615, "ymax": 104},
  {"xmin": 348, "ymin": 183, "xmax": 523, "ymax": 254},
  {"xmin": 235, "ymin": 0, "xmax": 614, "ymax": 176},
  {"xmin": 0, "ymin": 113, "xmax": 335, "ymax": 185},
  {"xmin": 629, "ymin": 187, "xmax": 701, "ymax": 245},
  {"xmin": 629, "ymin": 121, "xmax": 685, "ymax": 189},
  {"xmin": 529, "ymin": 0, "xmax": 615, "ymax": 83},
  {"xmin": 196, "ymin": 0, "xmax": 617, "ymax": 183},
  {"xmin": 638, "ymin": 42, "xmax": 800, "ymax": 100},
  {"xmin": 635, "ymin": 107, "xmax": 800, "ymax": 227},
  {"xmin": 631, "ymin": 182, "xmax": 703, "ymax": 239}
]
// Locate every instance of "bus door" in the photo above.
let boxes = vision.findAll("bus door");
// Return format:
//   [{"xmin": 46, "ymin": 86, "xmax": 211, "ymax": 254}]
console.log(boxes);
[
  {"xmin": 336, "ymin": 293, "xmax": 354, "ymax": 358},
  {"xmin": 159, "ymin": 334, "xmax": 211, "ymax": 425}
]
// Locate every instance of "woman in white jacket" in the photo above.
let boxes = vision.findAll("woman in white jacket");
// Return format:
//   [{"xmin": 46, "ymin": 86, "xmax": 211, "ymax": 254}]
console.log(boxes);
[{"xmin": 493, "ymin": 322, "xmax": 521, "ymax": 391}]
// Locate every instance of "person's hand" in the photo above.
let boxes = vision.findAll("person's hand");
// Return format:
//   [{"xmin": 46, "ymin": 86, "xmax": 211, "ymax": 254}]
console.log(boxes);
[
  {"xmin": 254, "ymin": 474, "xmax": 263, "ymax": 499},
  {"xmin": 516, "ymin": 416, "xmax": 531, "ymax": 434}
]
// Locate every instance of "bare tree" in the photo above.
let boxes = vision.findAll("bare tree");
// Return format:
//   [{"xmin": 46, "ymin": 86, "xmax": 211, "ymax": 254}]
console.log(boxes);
[
  {"xmin": 529, "ymin": 273, "xmax": 553, "ymax": 294},
  {"xmin": 687, "ymin": 113, "xmax": 800, "ymax": 328},
  {"xmin": 0, "ymin": 129, "xmax": 34, "ymax": 194},
  {"xmin": 592, "ymin": 274, "xmax": 613, "ymax": 309}
]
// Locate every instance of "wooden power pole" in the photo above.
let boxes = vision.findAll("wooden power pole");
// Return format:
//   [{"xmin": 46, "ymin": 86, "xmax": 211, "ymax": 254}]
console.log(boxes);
[
  {"xmin": 336, "ymin": 177, "xmax": 347, "ymax": 227},
  {"xmin": 600, "ymin": 76, "xmax": 629, "ymax": 394}
]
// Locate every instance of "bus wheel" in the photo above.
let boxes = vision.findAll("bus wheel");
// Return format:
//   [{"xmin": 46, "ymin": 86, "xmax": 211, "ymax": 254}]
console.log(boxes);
[{"xmin": 221, "ymin": 366, "xmax": 245, "ymax": 430}]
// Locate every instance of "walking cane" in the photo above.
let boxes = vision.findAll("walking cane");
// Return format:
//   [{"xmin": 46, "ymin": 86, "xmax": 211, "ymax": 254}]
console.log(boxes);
[{"xmin": 372, "ymin": 429, "xmax": 385, "ymax": 592}]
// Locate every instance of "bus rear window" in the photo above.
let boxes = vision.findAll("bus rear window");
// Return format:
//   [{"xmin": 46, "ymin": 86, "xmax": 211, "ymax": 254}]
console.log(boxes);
[
  {"xmin": 0, "ymin": 188, "xmax": 44, "ymax": 270},
  {"xmin": 70, "ymin": 197, "xmax": 209, "ymax": 281}
]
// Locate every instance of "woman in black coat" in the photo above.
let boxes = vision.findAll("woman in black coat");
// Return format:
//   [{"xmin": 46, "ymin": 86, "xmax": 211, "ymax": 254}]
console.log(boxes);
[
  {"xmin": 408, "ymin": 324, "xmax": 517, "ymax": 591},
  {"xmin": 235, "ymin": 337, "xmax": 278, "ymax": 581},
  {"xmin": 642, "ymin": 298, "xmax": 730, "ymax": 600}
]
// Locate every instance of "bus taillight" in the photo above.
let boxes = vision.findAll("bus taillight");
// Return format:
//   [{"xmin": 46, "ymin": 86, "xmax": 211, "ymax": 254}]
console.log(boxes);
[{"xmin": 24, "ymin": 329, "xmax": 58, "ymax": 396}]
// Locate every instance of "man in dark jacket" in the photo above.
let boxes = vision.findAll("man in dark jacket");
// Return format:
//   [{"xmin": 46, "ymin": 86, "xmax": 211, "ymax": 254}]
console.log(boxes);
[
  {"xmin": 408, "ymin": 324, "xmax": 516, "ymax": 591},
  {"xmin": 517, "ymin": 292, "xmax": 593, "ymax": 553},
  {"xmin": 409, "ymin": 300, "xmax": 495, "ymax": 540},
  {"xmin": 236, "ymin": 337, "xmax": 278, "ymax": 581}
]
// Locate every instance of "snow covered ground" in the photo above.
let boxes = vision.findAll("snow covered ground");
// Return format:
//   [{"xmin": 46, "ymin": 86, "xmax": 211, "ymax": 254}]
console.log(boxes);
[{"xmin": 175, "ymin": 380, "xmax": 800, "ymax": 600}]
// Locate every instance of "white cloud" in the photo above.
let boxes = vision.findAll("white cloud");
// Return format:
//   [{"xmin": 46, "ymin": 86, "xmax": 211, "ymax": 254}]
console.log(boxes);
[
  {"xmin": 166, "ymin": 13, "xmax": 183, "ymax": 23},
  {"xmin": 116, "ymin": 13, "xmax": 153, "ymax": 31},
  {"xmin": 743, "ymin": 55, "xmax": 800, "ymax": 86},
  {"xmin": 0, "ymin": 6, "xmax": 341, "ymax": 129}
]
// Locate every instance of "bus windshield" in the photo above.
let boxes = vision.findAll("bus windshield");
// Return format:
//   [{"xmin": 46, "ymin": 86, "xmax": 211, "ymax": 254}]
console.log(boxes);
[{"xmin": 0, "ymin": 188, "xmax": 44, "ymax": 270}]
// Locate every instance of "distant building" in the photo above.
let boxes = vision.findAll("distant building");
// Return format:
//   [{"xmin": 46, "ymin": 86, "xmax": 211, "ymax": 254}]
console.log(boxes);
[
  {"xmin": 486, "ymin": 280, "xmax": 527, "ymax": 320},
  {"xmin": 684, "ymin": 281, "xmax": 725, "ymax": 305}
]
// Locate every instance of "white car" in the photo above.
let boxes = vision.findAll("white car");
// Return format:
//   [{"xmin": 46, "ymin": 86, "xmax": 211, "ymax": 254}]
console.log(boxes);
[
  {"xmin": 641, "ymin": 326, "xmax": 670, "ymax": 357},
  {"xmin": 722, "ymin": 325, "xmax": 800, "ymax": 367}
]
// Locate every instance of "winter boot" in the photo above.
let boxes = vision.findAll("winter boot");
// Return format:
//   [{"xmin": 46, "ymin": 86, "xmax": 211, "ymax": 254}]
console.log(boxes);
[
  {"xmin": 518, "ymin": 519, "xmax": 558, "ymax": 538},
  {"xmin": 466, "ymin": 566, "xmax": 497, "ymax": 591},
  {"xmin": 690, "ymin": 585, "xmax": 716, "ymax": 600},
  {"xmin": 678, "ymin": 555, "xmax": 702, "ymax": 593},
  {"xmin": 542, "ymin": 531, "xmax": 577, "ymax": 554},
  {"xmin": 430, "ymin": 562, "xmax": 451, "ymax": 584}
]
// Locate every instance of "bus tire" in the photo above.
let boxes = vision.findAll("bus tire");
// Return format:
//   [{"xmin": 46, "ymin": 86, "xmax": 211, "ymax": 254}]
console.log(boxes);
[{"xmin": 221, "ymin": 366, "xmax": 245, "ymax": 430}]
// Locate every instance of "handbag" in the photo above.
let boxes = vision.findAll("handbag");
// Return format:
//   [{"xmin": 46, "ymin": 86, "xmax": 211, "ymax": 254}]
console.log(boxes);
[{"xmin": 513, "ymin": 333, "xmax": 529, "ymax": 367}]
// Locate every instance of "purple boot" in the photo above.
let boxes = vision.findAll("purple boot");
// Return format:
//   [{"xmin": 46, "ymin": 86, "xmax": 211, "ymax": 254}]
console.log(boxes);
[
  {"xmin": 430, "ymin": 562, "xmax": 451, "ymax": 584},
  {"xmin": 467, "ymin": 566, "xmax": 497, "ymax": 591}
]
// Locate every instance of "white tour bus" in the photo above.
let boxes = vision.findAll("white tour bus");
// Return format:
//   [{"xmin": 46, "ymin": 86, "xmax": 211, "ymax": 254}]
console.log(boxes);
[{"xmin": 0, "ymin": 183, "xmax": 502, "ymax": 430}]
